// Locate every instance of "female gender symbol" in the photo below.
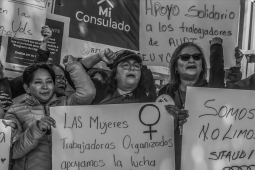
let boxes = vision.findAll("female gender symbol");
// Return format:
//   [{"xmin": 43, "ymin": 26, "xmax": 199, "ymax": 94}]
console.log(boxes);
[{"xmin": 139, "ymin": 104, "xmax": 161, "ymax": 140}]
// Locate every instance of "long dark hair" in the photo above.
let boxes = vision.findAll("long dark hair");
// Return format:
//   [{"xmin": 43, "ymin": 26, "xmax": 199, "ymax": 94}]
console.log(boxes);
[
  {"xmin": 169, "ymin": 42, "xmax": 207, "ymax": 90},
  {"xmin": 106, "ymin": 66, "xmax": 146, "ymax": 99}
]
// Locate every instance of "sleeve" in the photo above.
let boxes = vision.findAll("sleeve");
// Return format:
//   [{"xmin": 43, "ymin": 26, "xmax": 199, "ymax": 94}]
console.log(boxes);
[
  {"xmin": 65, "ymin": 61, "xmax": 96, "ymax": 105},
  {"xmin": 33, "ymin": 48, "xmax": 50, "ymax": 64},
  {"xmin": 208, "ymin": 44, "xmax": 225, "ymax": 88},
  {"xmin": 9, "ymin": 76, "xmax": 25, "ymax": 99},
  {"xmin": 4, "ymin": 109, "xmax": 46, "ymax": 159},
  {"xmin": 232, "ymin": 74, "xmax": 255, "ymax": 90}
]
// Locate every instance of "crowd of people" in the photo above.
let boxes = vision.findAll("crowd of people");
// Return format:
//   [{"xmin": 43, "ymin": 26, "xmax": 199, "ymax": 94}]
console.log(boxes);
[{"xmin": 0, "ymin": 25, "xmax": 253, "ymax": 170}]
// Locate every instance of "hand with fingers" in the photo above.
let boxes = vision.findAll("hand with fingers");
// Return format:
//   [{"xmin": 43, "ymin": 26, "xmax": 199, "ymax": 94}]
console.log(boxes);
[
  {"xmin": 2, "ymin": 120, "xmax": 18, "ymax": 139},
  {"xmin": 41, "ymin": 25, "xmax": 52, "ymax": 42},
  {"xmin": 37, "ymin": 117, "xmax": 56, "ymax": 132},
  {"xmin": 209, "ymin": 37, "xmax": 223, "ymax": 45},
  {"xmin": 62, "ymin": 55, "xmax": 77, "ymax": 67},
  {"xmin": 165, "ymin": 105, "xmax": 189, "ymax": 135},
  {"xmin": 98, "ymin": 48, "xmax": 115, "ymax": 64}
]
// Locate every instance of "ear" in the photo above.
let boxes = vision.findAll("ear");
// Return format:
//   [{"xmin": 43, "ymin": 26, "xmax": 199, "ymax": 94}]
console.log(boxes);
[{"xmin": 23, "ymin": 84, "xmax": 30, "ymax": 94}]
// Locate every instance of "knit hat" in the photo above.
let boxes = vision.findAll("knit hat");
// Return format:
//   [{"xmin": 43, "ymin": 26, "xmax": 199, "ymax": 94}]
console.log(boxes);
[{"xmin": 107, "ymin": 50, "xmax": 142, "ymax": 70}]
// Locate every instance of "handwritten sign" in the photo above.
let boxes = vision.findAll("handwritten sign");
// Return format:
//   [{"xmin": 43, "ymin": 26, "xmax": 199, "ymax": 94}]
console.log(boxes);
[
  {"xmin": 140, "ymin": 0, "xmax": 240, "ymax": 67},
  {"xmin": 0, "ymin": 0, "xmax": 48, "ymax": 40},
  {"xmin": 51, "ymin": 103, "xmax": 175, "ymax": 170},
  {"xmin": 182, "ymin": 87, "xmax": 255, "ymax": 170},
  {"xmin": 0, "ymin": 119, "xmax": 12, "ymax": 170},
  {"xmin": 0, "ymin": 13, "xmax": 70, "ymax": 78}
]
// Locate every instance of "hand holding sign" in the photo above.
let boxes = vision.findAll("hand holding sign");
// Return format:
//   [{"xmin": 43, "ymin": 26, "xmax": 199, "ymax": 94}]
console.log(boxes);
[
  {"xmin": 157, "ymin": 94, "xmax": 189, "ymax": 135},
  {"xmin": 38, "ymin": 117, "xmax": 56, "ymax": 132}
]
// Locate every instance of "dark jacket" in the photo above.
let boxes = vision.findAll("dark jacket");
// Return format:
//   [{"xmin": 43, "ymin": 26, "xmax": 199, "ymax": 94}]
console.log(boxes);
[
  {"xmin": 89, "ymin": 78, "xmax": 156, "ymax": 104},
  {"xmin": 232, "ymin": 73, "xmax": 255, "ymax": 90},
  {"xmin": 158, "ymin": 43, "xmax": 225, "ymax": 170}
]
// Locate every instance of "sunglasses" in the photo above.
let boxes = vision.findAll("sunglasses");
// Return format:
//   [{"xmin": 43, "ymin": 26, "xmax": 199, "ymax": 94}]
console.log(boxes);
[{"xmin": 178, "ymin": 53, "xmax": 202, "ymax": 61}]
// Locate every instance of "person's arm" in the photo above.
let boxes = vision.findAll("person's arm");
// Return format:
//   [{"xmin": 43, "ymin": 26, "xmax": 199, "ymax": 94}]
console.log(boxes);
[
  {"xmin": 63, "ymin": 58, "xmax": 96, "ymax": 105},
  {"xmin": 33, "ymin": 25, "xmax": 52, "ymax": 64},
  {"xmin": 208, "ymin": 37, "xmax": 225, "ymax": 88},
  {"xmin": 4, "ymin": 108, "xmax": 45, "ymax": 159},
  {"xmin": 78, "ymin": 48, "xmax": 115, "ymax": 69}
]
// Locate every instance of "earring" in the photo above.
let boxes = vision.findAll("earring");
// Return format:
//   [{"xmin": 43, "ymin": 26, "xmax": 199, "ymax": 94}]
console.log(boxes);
[
  {"xmin": 175, "ymin": 70, "xmax": 178, "ymax": 74},
  {"xmin": 201, "ymin": 68, "xmax": 203, "ymax": 72}
]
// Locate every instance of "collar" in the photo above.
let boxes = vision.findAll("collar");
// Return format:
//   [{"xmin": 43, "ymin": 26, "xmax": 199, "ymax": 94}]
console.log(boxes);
[
  {"xmin": 117, "ymin": 88, "xmax": 132, "ymax": 95},
  {"xmin": 25, "ymin": 94, "xmax": 60, "ymax": 106}
]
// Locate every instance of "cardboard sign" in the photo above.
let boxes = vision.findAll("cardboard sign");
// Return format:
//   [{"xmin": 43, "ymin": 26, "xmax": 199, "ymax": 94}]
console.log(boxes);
[
  {"xmin": 0, "ymin": 119, "xmax": 12, "ymax": 170},
  {"xmin": 51, "ymin": 103, "xmax": 175, "ymax": 170},
  {"xmin": 140, "ymin": 0, "xmax": 240, "ymax": 67},
  {"xmin": 182, "ymin": 87, "xmax": 255, "ymax": 170},
  {"xmin": 0, "ymin": 0, "xmax": 48, "ymax": 40},
  {"xmin": 0, "ymin": 13, "xmax": 70, "ymax": 78}
]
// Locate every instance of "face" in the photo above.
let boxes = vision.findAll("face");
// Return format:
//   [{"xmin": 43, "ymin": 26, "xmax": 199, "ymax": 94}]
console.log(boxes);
[
  {"xmin": 176, "ymin": 46, "xmax": 203, "ymax": 79},
  {"xmin": 116, "ymin": 59, "xmax": 141, "ymax": 91},
  {"xmin": 52, "ymin": 66, "xmax": 66, "ymax": 97},
  {"xmin": 25, "ymin": 69, "xmax": 54, "ymax": 103}
]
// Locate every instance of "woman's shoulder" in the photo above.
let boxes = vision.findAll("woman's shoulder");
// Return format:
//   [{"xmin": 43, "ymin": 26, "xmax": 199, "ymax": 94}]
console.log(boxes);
[{"xmin": 158, "ymin": 84, "xmax": 175, "ymax": 97}]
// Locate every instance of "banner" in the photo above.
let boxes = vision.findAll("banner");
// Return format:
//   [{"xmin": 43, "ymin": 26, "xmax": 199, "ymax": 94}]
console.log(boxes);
[
  {"xmin": 1, "ymin": 13, "xmax": 70, "ymax": 78},
  {"xmin": 51, "ymin": 103, "xmax": 175, "ymax": 170},
  {"xmin": 140, "ymin": 0, "xmax": 239, "ymax": 67},
  {"xmin": 182, "ymin": 87, "xmax": 255, "ymax": 170},
  {"xmin": 0, "ymin": 0, "xmax": 48, "ymax": 40},
  {"xmin": 0, "ymin": 119, "xmax": 12, "ymax": 170},
  {"xmin": 60, "ymin": 0, "xmax": 239, "ymax": 68}
]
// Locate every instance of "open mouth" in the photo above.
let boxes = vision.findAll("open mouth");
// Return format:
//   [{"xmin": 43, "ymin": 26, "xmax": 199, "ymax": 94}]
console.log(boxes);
[
  {"xmin": 126, "ymin": 73, "xmax": 136, "ymax": 78},
  {"xmin": 186, "ymin": 65, "xmax": 197, "ymax": 69}
]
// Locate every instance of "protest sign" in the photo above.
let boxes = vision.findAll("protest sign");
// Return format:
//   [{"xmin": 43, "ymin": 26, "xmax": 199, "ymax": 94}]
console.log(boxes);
[
  {"xmin": 51, "ymin": 103, "xmax": 175, "ymax": 170},
  {"xmin": 0, "ymin": 0, "xmax": 48, "ymax": 40},
  {"xmin": 0, "ymin": 13, "xmax": 70, "ymax": 78},
  {"xmin": 0, "ymin": 119, "xmax": 12, "ymax": 170},
  {"xmin": 61, "ymin": 0, "xmax": 239, "ymax": 68},
  {"xmin": 140, "ymin": 0, "xmax": 240, "ymax": 67},
  {"xmin": 182, "ymin": 87, "xmax": 255, "ymax": 170}
]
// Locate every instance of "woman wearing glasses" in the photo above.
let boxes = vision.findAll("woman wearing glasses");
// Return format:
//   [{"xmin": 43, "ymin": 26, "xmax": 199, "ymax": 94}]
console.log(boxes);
[
  {"xmin": 158, "ymin": 37, "xmax": 225, "ymax": 170},
  {"xmin": 66, "ymin": 49, "xmax": 156, "ymax": 104}
]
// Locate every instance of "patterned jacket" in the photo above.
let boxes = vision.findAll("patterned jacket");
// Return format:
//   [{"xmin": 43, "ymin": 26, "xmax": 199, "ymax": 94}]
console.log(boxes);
[{"xmin": 4, "ymin": 61, "xmax": 96, "ymax": 170}]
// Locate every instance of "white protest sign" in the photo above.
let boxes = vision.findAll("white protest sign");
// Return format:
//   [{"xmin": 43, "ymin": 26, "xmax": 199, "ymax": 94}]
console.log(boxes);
[
  {"xmin": 51, "ymin": 103, "xmax": 175, "ymax": 170},
  {"xmin": 0, "ymin": 119, "xmax": 12, "ymax": 170},
  {"xmin": 0, "ymin": 0, "xmax": 48, "ymax": 40},
  {"xmin": 140, "ymin": 0, "xmax": 239, "ymax": 68},
  {"xmin": 182, "ymin": 87, "xmax": 255, "ymax": 170}
]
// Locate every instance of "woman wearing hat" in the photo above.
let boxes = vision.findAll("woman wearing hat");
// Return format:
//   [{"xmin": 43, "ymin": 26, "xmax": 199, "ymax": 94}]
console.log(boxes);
[{"xmin": 65, "ymin": 49, "xmax": 156, "ymax": 104}]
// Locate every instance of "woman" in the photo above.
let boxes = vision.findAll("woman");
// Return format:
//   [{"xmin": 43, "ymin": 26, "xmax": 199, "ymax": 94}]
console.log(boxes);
[
  {"xmin": 66, "ymin": 49, "xmax": 156, "ymax": 104},
  {"xmin": 4, "ymin": 59, "xmax": 95, "ymax": 170},
  {"xmin": 0, "ymin": 25, "xmax": 52, "ymax": 113},
  {"xmin": 158, "ymin": 37, "xmax": 225, "ymax": 170}
]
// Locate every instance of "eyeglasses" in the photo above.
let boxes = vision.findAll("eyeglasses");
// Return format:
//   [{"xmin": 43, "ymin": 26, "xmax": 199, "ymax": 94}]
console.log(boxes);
[
  {"xmin": 55, "ymin": 75, "xmax": 67, "ymax": 83},
  {"xmin": 119, "ymin": 61, "xmax": 142, "ymax": 71},
  {"xmin": 178, "ymin": 53, "xmax": 202, "ymax": 61}
]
